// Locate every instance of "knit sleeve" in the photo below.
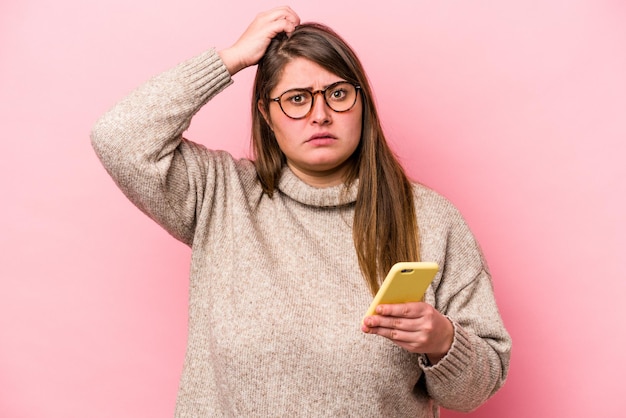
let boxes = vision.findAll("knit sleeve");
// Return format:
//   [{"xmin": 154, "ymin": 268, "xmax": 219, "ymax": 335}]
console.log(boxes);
[
  {"xmin": 90, "ymin": 49, "xmax": 234, "ymax": 245},
  {"xmin": 417, "ymin": 190, "xmax": 512, "ymax": 412}
]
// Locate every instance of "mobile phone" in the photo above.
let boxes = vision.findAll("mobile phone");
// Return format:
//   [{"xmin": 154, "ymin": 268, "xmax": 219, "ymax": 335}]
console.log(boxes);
[{"xmin": 362, "ymin": 262, "xmax": 439, "ymax": 322}]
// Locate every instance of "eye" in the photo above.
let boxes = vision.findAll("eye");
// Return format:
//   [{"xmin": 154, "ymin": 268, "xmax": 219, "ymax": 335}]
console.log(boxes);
[
  {"xmin": 328, "ymin": 85, "xmax": 349, "ymax": 101},
  {"xmin": 284, "ymin": 90, "xmax": 311, "ymax": 106}
]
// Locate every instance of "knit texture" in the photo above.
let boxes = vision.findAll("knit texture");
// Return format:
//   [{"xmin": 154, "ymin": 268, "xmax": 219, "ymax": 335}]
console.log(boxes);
[{"xmin": 91, "ymin": 49, "xmax": 511, "ymax": 417}]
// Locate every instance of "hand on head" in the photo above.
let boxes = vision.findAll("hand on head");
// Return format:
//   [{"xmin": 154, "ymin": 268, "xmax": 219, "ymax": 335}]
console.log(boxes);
[{"xmin": 219, "ymin": 6, "xmax": 300, "ymax": 76}]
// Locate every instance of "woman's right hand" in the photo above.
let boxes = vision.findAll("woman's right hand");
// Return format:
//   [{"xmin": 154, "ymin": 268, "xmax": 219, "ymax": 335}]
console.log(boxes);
[{"xmin": 218, "ymin": 6, "xmax": 300, "ymax": 76}]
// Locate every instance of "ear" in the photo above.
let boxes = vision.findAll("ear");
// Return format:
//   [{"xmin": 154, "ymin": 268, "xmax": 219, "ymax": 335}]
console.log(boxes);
[{"xmin": 258, "ymin": 100, "xmax": 273, "ymax": 131}]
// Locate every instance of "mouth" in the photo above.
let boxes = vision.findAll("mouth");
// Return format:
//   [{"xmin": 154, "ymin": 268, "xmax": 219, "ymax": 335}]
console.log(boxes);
[{"xmin": 307, "ymin": 133, "xmax": 337, "ymax": 142}]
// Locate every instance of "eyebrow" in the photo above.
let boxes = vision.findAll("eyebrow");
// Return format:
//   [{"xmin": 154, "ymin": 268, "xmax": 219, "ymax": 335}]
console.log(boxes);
[{"xmin": 278, "ymin": 80, "xmax": 347, "ymax": 93}]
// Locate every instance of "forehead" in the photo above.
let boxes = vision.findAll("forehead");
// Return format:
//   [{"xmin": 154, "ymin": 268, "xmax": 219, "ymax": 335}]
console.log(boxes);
[{"xmin": 272, "ymin": 57, "xmax": 344, "ymax": 93}]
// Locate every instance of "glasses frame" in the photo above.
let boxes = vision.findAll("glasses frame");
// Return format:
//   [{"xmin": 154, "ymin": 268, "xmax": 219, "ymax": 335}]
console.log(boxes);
[{"xmin": 270, "ymin": 81, "xmax": 362, "ymax": 120}]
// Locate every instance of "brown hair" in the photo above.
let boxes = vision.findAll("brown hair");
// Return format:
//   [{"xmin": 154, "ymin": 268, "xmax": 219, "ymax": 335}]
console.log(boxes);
[{"xmin": 251, "ymin": 23, "xmax": 420, "ymax": 295}]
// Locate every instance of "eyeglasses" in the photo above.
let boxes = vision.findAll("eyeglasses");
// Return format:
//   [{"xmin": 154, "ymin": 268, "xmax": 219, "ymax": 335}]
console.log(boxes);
[{"xmin": 270, "ymin": 81, "xmax": 361, "ymax": 119}]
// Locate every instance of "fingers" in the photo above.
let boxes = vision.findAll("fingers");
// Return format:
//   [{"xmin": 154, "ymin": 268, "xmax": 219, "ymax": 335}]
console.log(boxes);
[
  {"xmin": 361, "ymin": 302, "xmax": 434, "ymax": 346},
  {"xmin": 219, "ymin": 7, "xmax": 301, "ymax": 75},
  {"xmin": 363, "ymin": 325, "xmax": 426, "ymax": 345},
  {"xmin": 363, "ymin": 314, "xmax": 417, "ymax": 332},
  {"xmin": 361, "ymin": 317, "xmax": 429, "ymax": 351},
  {"xmin": 249, "ymin": 6, "xmax": 300, "ymax": 40},
  {"xmin": 374, "ymin": 301, "xmax": 426, "ymax": 319},
  {"xmin": 362, "ymin": 315, "xmax": 420, "ymax": 340},
  {"xmin": 362, "ymin": 302, "xmax": 454, "ymax": 358},
  {"xmin": 260, "ymin": 6, "xmax": 300, "ymax": 34},
  {"xmin": 362, "ymin": 303, "xmax": 428, "ymax": 337}
]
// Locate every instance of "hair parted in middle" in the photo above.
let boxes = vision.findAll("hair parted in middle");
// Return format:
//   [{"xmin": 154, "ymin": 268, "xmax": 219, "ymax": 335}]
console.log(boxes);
[{"xmin": 251, "ymin": 23, "xmax": 420, "ymax": 295}]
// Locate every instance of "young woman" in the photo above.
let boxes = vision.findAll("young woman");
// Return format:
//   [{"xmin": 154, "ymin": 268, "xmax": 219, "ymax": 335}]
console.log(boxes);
[{"xmin": 92, "ymin": 6, "xmax": 511, "ymax": 417}]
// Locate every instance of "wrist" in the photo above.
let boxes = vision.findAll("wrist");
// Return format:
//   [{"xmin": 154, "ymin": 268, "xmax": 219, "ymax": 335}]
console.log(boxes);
[
  {"xmin": 217, "ymin": 48, "xmax": 245, "ymax": 76},
  {"xmin": 425, "ymin": 318, "xmax": 455, "ymax": 365}
]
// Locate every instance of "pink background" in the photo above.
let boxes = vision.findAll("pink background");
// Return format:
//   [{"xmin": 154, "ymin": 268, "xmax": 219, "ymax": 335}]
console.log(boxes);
[{"xmin": 2, "ymin": 0, "xmax": 625, "ymax": 416}]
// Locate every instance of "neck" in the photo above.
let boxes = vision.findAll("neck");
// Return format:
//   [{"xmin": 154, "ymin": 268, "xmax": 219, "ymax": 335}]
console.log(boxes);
[{"xmin": 287, "ymin": 164, "xmax": 347, "ymax": 188}]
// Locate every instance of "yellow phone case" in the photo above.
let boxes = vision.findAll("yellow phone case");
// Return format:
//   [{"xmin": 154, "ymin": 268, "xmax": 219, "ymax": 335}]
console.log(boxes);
[{"xmin": 363, "ymin": 262, "xmax": 439, "ymax": 321}]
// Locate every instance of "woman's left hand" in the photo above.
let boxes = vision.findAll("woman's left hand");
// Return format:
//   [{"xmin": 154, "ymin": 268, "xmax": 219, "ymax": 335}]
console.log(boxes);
[{"xmin": 361, "ymin": 302, "xmax": 454, "ymax": 364}]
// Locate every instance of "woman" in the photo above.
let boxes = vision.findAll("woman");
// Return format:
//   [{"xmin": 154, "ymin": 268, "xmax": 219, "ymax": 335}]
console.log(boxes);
[{"xmin": 91, "ymin": 6, "xmax": 511, "ymax": 417}]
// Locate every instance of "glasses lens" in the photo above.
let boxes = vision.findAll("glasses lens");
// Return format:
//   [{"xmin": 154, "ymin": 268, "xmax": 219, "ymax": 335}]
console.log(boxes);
[
  {"xmin": 325, "ymin": 83, "xmax": 357, "ymax": 112},
  {"xmin": 280, "ymin": 90, "xmax": 313, "ymax": 119}
]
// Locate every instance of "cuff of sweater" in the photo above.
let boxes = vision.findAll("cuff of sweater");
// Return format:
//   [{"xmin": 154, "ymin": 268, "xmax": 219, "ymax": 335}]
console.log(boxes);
[
  {"xmin": 181, "ymin": 48, "xmax": 233, "ymax": 105},
  {"xmin": 418, "ymin": 320, "xmax": 474, "ymax": 383}
]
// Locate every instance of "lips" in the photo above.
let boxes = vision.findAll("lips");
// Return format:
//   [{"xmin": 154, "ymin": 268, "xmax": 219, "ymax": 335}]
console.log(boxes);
[{"xmin": 307, "ymin": 132, "xmax": 337, "ymax": 142}]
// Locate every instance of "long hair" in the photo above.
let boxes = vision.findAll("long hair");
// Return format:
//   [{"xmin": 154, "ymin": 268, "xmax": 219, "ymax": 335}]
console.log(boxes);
[{"xmin": 251, "ymin": 23, "xmax": 420, "ymax": 295}]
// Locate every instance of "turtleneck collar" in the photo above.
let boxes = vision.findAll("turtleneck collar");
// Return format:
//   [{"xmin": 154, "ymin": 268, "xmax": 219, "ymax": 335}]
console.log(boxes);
[{"xmin": 276, "ymin": 166, "xmax": 358, "ymax": 208}]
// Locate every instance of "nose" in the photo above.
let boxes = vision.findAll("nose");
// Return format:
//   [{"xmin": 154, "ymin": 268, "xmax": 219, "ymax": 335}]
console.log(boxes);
[{"xmin": 310, "ymin": 91, "xmax": 332, "ymax": 124}]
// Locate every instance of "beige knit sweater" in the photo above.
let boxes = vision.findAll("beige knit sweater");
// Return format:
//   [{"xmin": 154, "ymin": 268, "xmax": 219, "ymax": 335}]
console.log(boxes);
[{"xmin": 91, "ymin": 49, "xmax": 511, "ymax": 417}]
